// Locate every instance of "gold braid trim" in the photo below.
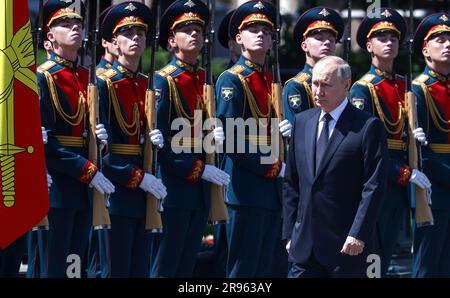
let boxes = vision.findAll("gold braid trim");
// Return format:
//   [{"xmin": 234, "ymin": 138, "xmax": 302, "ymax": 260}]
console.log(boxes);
[
  {"xmin": 42, "ymin": 70, "xmax": 85, "ymax": 126},
  {"xmin": 105, "ymin": 78, "xmax": 140, "ymax": 136},
  {"xmin": 360, "ymin": 79, "xmax": 405, "ymax": 135},
  {"xmin": 166, "ymin": 75, "xmax": 202, "ymax": 122},
  {"xmin": 234, "ymin": 73, "xmax": 272, "ymax": 121},
  {"xmin": 301, "ymin": 81, "xmax": 315, "ymax": 109},
  {"xmin": 416, "ymin": 80, "xmax": 450, "ymax": 133}
]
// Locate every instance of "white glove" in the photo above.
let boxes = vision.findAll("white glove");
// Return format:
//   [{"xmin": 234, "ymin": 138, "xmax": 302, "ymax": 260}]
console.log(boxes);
[
  {"xmin": 201, "ymin": 165, "xmax": 230, "ymax": 186},
  {"xmin": 149, "ymin": 129, "xmax": 164, "ymax": 148},
  {"xmin": 139, "ymin": 173, "xmax": 167, "ymax": 199},
  {"xmin": 409, "ymin": 169, "xmax": 432, "ymax": 189},
  {"xmin": 213, "ymin": 127, "xmax": 225, "ymax": 145},
  {"xmin": 46, "ymin": 173, "xmax": 53, "ymax": 189},
  {"xmin": 279, "ymin": 119, "xmax": 292, "ymax": 138},
  {"xmin": 89, "ymin": 171, "xmax": 115, "ymax": 195},
  {"xmin": 413, "ymin": 127, "xmax": 427, "ymax": 145},
  {"xmin": 42, "ymin": 127, "xmax": 48, "ymax": 144},
  {"xmin": 95, "ymin": 124, "xmax": 108, "ymax": 150},
  {"xmin": 278, "ymin": 162, "xmax": 286, "ymax": 178}
]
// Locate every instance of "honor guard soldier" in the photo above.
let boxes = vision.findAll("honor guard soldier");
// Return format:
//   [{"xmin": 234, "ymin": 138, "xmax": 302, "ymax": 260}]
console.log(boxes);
[
  {"xmin": 216, "ymin": 0, "xmax": 285, "ymax": 277},
  {"xmin": 97, "ymin": 1, "xmax": 167, "ymax": 278},
  {"xmin": 151, "ymin": 0, "xmax": 229, "ymax": 278},
  {"xmin": 412, "ymin": 13, "xmax": 450, "ymax": 277},
  {"xmin": 349, "ymin": 8, "xmax": 431, "ymax": 276},
  {"xmin": 282, "ymin": 7, "xmax": 344, "ymax": 124},
  {"xmin": 38, "ymin": 0, "xmax": 115, "ymax": 277}
]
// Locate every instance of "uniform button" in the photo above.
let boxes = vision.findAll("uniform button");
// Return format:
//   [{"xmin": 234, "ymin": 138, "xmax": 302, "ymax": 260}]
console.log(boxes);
[
  {"xmin": 429, "ymin": 87, "xmax": 432, "ymax": 91},
  {"xmin": 394, "ymin": 84, "xmax": 398, "ymax": 88},
  {"xmin": 75, "ymin": 72, "xmax": 79, "ymax": 77},
  {"xmin": 246, "ymin": 78, "xmax": 249, "ymax": 82},
  {"xmin": 174, "ymin": 78, "xmax": 179, "ymax": 83},
  {"xmin": 140, "ymin": 121, "xmax": 144, "ymax": 125},
  {"xmin": 196, "ymin": 75, "xmax": 199, "ymax": 79},
  {"xmin": 54, "ymin": 75, "xmax": 58, "ymax": 80},
  {"xmin": 114, "ymin": 84, "xmax": 118, "ymax": 89},
  {"xmin": 135, "ymin": 82, "xmax": 139, "ymax": 87},
  {"xmin": 140, "ymin": 101, "xmax": 144, "ymax": 104},
  {"xmin": 375, "ymin": 86, "xmax": 379, "ymax": 90}
]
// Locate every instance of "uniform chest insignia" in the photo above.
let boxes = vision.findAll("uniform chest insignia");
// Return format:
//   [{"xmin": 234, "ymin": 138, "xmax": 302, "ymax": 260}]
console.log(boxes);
[
  {"xmin": 221, "ymin": 87, "xmax": 234, "ymax": 101},
  {"xmin": 288, "ymin": 94, "xmax": 301, "ymax": 109},
  {"xmin": 351, "ymin": 98, "xmax": 365, "ymax": 110},
  {"xmin": 440, "ymin": 14, "xmax": 449, "ymax": 22}
]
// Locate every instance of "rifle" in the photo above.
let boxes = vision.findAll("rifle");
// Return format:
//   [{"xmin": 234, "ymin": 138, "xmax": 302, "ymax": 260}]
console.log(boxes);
[
  {"xmin": 271, "ymin": 0, "xmax": 285, "ymax": 162},
  {"xmin": 80, "ymin": 0, "xmax": 90, "ymax": 67},
  {"xmin": 343, "ymin": 0, "xmax": 351, "ymax": 62},
  {"xmin": 144, "ymin": 0, "xmax": 163, "ymax": 232},
  {"xmin": 406, "ymin": 0, "xmax": 433, "ymax": 227},
  {"xmin": 204, "ymin": 0, "xmax": 228, "ymax": 224},
  {"xmin": 88, "ymin": 0, "xmax": 111, "ymax": 229},
  {"xmin": 33, "ymin": 0, "xmax": 49, "ymax": 230}
]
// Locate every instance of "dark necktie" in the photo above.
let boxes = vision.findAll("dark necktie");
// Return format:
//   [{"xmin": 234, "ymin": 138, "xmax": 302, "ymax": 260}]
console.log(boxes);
[{"xmin": 315, "ymin": 113, "xmax": 332, "ymax": 174}]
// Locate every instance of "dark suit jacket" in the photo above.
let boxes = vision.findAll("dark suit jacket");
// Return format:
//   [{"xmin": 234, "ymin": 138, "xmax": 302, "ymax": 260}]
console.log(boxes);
[{"xmin": 282, "ymin": 101, "xmax": 388, "ymax": 269}]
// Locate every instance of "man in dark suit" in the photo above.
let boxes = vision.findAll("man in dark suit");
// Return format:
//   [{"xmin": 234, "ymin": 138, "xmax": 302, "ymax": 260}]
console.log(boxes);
[{"xmin": 283, "ymin": 56, "xmax": 389, "ymax": 278}]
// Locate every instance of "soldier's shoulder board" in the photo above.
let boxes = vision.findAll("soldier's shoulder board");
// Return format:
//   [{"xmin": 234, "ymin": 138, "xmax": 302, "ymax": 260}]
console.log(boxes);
[
  {"xmin": 359, "ymin": 74, "xmax": 376, "ymax": 83},
  {"xmin": 98, "ymin": 69, "xmax": 117, "ymax": 81},
  {"xmin": 293, "ymin": 72, "xmax": 311, "ymax": 84},
  {"xmin": 37, "ymin": 61, "xmax": 57, "ymax": 73},
  {"xmin": 96, "ymin": 67, "xmax": 107, "ymax": 76},
  {"xmin": 157, "ymin": 65, "xmax": 177, "ymax": 77},
  {"xmin": 227, "ymin": 65, "xmax": 246, "ymax": 76},
  {"xmin": 413, "ymin": 74, "xmax": 429, "ymax": 85}
]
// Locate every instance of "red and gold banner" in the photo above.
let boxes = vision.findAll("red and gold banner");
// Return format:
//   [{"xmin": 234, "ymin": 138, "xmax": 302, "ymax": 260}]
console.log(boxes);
[{"xmin": 0, "ymin": 0, "xmax": 49, "ymax": 249}]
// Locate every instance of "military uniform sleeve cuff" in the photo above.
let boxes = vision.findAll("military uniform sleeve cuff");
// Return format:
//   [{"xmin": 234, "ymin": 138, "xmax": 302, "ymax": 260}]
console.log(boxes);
[
  {"xmin": 263, "ymin": 160, "xmax": 282, "ymax": 180},
  {"xmin": 126, "ymin": 167, "xmax": 145, "ymax": 190},
  {"xmin": 78, "ymin": 161, "xmax": 98, "ymax": 184},
  {"xmin": 186, "ymin": 159, "xmax": 205, "ymax": 183},
  {"xmin": 396, "ymin": 165, "xmax": 412, "ymax": 187}
]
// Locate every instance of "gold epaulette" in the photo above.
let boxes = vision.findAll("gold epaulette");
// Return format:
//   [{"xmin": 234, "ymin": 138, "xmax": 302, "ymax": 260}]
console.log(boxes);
[
  {"xmin": 96, "ymin": 67, "xmax": 107, "ymax": 76},
  {"xmin": 359, "ymin": 74, "xmax": 376, "ymax": 84},
  {"xmin": 227, "ymin": 65, "xmax": 246, "ymax": 76},
  {"xmin": 157, "ymin": 65, "xmax": 177, "ymax": 77},
  {"xmin": 37, "ymin": 61, "xmax": 56, "ymax": 73},
  {"xmin": 98, "ymin": 69, "xmax": 117, "ymax": 81},
  {"xmin": 413, "ymin": 74, "xmax": 429, "ymax": 85},
  {"xmin": 293, "ymin": 72, "xmax": 311, "ymax": 84}
]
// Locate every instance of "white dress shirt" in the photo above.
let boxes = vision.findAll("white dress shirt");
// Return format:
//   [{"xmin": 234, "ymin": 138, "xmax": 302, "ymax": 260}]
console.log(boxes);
[{"xmin": 316, "ymin": 98, "xmax": 349, "ymax": 141}]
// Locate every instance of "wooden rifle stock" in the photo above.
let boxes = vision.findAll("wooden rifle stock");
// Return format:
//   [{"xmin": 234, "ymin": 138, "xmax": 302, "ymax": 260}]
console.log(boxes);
[
  {"xmin": 405, "ymin": 90, "xmax": 434, "ymax": 227},
  {"xmin": 204, "ymin": 84, "xmax": 229, "ymax": 224},
  {"xmin": 88, "ymin": 84, "xmax": 111, "ymax": 228},
  {"xmin": 271, "ymin": 83, "xmax": 284, "ymax": 161},
  {"xmin": 144, "ymin": 89, "xmax": 163, "ymax": 232}
]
